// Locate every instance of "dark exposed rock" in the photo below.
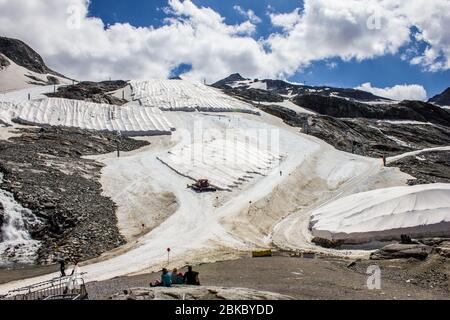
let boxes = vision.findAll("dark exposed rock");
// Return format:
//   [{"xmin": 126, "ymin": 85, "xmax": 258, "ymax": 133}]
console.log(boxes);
[
  {"xmin": 212, "ymin": 73, "xmax": 246, "ymax": 89},
  {"xmin": 0, "ymin": 36, "xmax": 65, "ymax": 78},
  {"xmin": 370, "ymin": 244, "xmax": 434, "ymax": 260},
  {"xmin": 293, "ymin": 95, "xmax": 450, "ymax": 127},
  {"xmin": 311, "ymin": 237, "xmax": 345, "ymax": 249},
  {"xmin": 225, "ymin": 88, "xmax": 284, "ymax": 103},
  {"xmin": 388, "ymin": 151, "xmax": 450, "ymax": 185},
  {"xmin": 429, "ymin": 87, "xmax": 450, "ymax": 106},
  {"xmin": 0, "ymin": 53, "xmax": 10, "ymax": 70},
  {"xmin": 46, "ymin": 81, "xmax": 128, "ymax": 105},
  {"xmin": 257, "ymin": 104, "xmax": 450, "ymax": 158},
  {"xmin": 0, "ymin": 126, "xmax": 149, "ymax": 264},
  {"xmin": 0, "ymin": 202, "xmax": 4, "ymax": 241}
]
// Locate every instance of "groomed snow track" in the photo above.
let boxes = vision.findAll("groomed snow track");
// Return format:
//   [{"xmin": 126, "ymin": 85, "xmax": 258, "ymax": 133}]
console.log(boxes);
[{"xmin": 157, "ymin": 139, "xmax": 281, "ymax": 191}]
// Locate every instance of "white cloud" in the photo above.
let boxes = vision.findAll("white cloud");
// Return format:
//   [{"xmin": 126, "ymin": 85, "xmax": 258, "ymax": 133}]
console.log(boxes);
[
  {"xmin": 0, "ymin": 0, "xmax": 448, "ymax": 82},
  {"xmin": 233, "ymin": 5, "xmax": 262, "ymax": 24},
  {"xmin": 356, "ymin": 82, "xmax": 427, "ymax": 101},
  {"xmin": 269, "ymin": 8, "xmax": 302, "ymax": 31}
]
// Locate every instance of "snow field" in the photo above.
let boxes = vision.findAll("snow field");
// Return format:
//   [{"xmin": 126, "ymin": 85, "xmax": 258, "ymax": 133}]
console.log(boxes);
[
  {"xmin": 0, "ymin": 98, "xmax": 175, "ymax": 135},
  {"xmin": 130, "ymin": 80, "xmax": 258, "ymax": 114},
  {"xmin": 310, "ymin": 183, "xmax": 450, "ymax": 243},
  {"xmin": 158, "ymin": 138, "xmax": 281, "ymax": 191}
]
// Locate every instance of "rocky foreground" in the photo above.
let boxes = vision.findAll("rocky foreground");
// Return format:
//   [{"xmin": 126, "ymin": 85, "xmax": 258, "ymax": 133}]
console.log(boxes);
[
  {"xmin": 110, "ymin": 286, "xmax": 293, "ymax": 300},
  {"xmin": 0, "ymin": 126, "xmax": 148, "ymax": 264}
]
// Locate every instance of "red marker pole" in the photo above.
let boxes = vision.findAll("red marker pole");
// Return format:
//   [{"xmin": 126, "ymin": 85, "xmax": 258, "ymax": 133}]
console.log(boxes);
[{"xmin": 167, "ymin": 248, "xmax": 171, "ymax": 266}]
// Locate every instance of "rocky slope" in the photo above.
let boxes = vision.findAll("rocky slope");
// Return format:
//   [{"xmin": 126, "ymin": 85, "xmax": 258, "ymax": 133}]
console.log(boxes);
[
  {"xmin": 0, "ymin": 37, "xmax": 71, "ymax": 91},
  {"xmin": 0, "ymin": 127, "xmax": 148, "ymax": 264},
  {"xmin": 0, "ymin": 37, "xmax": 63, "ymax": 77},
  {"xmin": 213, "ymin": 73, "xmax": 390, "ymax": 102},
  {"xmin": 388, "ymin": 151, "xmax": 450, "ymax": 185},
  {"xmin": 429, "ymin": 87, "xmax": 450, "ymax": 106},
  {"xmin": 258, "ymin": 104, "xmax": 450, "ymax": 157},
  {"xmin": 294, "ymin": 95, "xmax": 450, "ymax": 127}
]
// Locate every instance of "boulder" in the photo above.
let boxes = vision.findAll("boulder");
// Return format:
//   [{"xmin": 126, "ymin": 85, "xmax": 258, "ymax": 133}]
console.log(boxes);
[
  {"xmin": 110, "ymin": 286, "xmax": 293, "ymax": 301},
  {"xmin": 370, "ymin": 243, "xmax": 434, "ymax": 260}
]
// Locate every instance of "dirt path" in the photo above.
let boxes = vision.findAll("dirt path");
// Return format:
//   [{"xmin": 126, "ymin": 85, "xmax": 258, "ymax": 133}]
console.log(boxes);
[{"xmin": 86, "ymin": 255, "xmax": 449, "ymax": 300}]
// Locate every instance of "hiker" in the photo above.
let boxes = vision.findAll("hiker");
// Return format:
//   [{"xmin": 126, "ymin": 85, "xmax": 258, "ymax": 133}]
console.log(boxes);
[
  {"xmin": 184, "ymin": 266, "xmax": 200, "ymax": 286},
  {"xmin": 382, "ymin": 154, "xmax": 387, "ymax": 167},
  {"xmin": 59, "ymin": 260, "xmax": 66, "ymax": 277},
  {"xmin": 150, "ymin": 268, "xmax": 172, "ymax": 288},
  {"xmin": 70, "ymin": 260, "xmax": 80, "ymax": 276},
  {"xmin": 171, "ymin": 268, "xmax": 184, "ymax": 285}
]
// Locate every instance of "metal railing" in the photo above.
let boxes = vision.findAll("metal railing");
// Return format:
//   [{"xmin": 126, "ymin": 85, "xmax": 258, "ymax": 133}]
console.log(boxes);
[{"xmin": 1, "ymin": 273, "xmax": 88, "ymax": 301}]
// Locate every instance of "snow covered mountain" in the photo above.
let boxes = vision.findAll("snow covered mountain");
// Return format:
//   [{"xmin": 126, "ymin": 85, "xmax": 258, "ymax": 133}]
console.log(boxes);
[
  {"xmin": 212, "ymin": 73, "xmax": 391, "ymax": 103},
  {"xmin": 0, "ymin": 37, "xmax": 71, "ymax": 92}
]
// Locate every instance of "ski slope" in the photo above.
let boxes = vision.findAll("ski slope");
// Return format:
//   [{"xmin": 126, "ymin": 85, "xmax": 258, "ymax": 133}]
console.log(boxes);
[
  {"xmin": 0, "ymin": 98, "xmax": 175, "ymax": 135},
  {"xmin": 130, "ymin": 79, "xmax": 259, "ymax": 114},
  {"xmin": 310, "ymin": 184, "xmax": 450, "ymax": 243},
  {"xmin": 0, "ymin": 110, "xmax": 396, "ymax": 294},
  {"xmin": 158, "ymin": 139, "xmax": 281, "ymax": 191}
]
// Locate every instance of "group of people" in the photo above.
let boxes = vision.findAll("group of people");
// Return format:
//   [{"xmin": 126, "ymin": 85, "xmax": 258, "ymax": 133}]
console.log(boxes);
[{"xmin": 150, "ymin": 266, "xmax": 200, "ymax": 288}]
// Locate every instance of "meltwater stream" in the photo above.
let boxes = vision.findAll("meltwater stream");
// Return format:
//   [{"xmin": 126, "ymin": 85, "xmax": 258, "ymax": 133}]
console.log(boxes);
[{"xmin": 0, "ymin": 174, "xmax": 41, "ymax": 266}]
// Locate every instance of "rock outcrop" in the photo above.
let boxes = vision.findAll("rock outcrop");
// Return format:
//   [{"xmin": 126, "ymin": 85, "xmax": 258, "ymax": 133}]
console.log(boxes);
[
  {"xmin": 370, "ymin": 243, "xmax": 434, "ymax": 260},
  {"xmin": 0, "ymin": 54, "xmax": 10, "ymax": 70},
  {"xmin": 46, "ymin": 81, "xmax": 128, "ymax": 105},
  {"xmin": 110, "ymin": 286, "xmax": 293, "ymax": 300},
  {"xmin": 293, "ymin": 95, "xmax": 450, "ymax": 127}
]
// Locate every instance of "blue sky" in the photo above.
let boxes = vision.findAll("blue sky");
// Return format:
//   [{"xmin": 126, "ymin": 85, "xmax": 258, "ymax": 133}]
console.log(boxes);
[{"xmin": 87, "ymin": 0, "xmax": 449, "ymax": 98}]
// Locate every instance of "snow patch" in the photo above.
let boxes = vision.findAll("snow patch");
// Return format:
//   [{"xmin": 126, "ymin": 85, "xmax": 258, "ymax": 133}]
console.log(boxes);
[
  {"xmin": 310, "ymin": 184, "xmax": 450, "ymax": 243},
  {"xmin": 130, "ymin": 80, "xmax": 258, "ymax": 114},
  {"xmin": 0, "ymin": 98, "xmax": 175, "ymax": 135},
  {"xmin": 158, "ymin": 139, "xmax": 281, "ymax": 191}
]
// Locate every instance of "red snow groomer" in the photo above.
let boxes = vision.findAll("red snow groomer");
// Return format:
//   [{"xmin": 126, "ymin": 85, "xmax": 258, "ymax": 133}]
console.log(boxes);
[{"xmin": 188, "ymin": 179, "xmax": 217, "ymax": 193}]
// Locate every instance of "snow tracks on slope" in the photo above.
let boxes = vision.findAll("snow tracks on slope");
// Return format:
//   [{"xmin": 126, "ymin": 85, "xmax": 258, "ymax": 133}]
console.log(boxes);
[{"xmin": 158, "ymin": 139, "xmax": 281, "ymax": 191}]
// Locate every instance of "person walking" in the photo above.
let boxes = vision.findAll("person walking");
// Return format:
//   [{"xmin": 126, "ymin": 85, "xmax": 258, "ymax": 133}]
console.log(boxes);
[{"xmin": 59, "ymin": 260, "xmax": 66, "ymax": 277}]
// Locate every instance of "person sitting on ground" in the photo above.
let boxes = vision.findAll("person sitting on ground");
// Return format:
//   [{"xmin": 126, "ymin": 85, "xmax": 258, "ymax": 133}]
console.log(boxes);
[
  {"xmin": 171, "ymin": 268, "xmax": 184, "ymax": 285},
  {"xmin": 150, "ymin": 268, "xmax": 172, "ymax": 288},
  {"xmin": 183, "ymin": 266, "xmax": 200, "ymax": 286}
]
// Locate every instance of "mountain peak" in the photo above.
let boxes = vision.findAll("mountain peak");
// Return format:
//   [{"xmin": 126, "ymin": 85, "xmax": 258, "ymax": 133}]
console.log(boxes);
[
  {"xmin": 429, "ymin": 87, "xmax": 450, "ymax": 106},
  {"xmin": 212, "ymin": 73, "xmax": 247, "ymax": 88},
  {"xmin": 0, "ymin": 36, "xmax": 62, "ymax": 77}
]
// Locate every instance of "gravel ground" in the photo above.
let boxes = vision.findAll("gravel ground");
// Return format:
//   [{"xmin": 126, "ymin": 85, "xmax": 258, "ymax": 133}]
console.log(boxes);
[{"xmin": 85, "ymin": 255, "xmax": 449, "ymax": 300}]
